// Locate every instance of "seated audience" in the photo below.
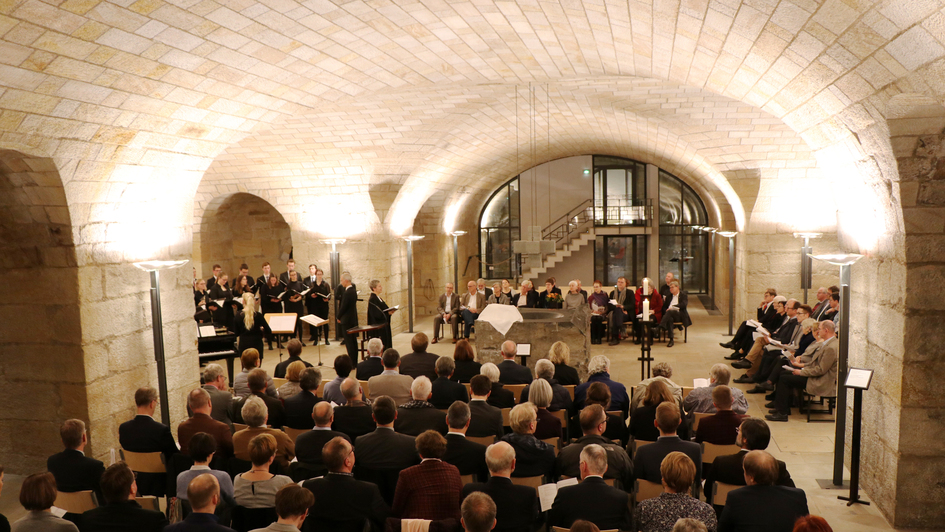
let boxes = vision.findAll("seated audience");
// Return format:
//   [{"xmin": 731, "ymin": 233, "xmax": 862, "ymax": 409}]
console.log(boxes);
[
  {"xmin": 354, "ymin": 396, "xmax": 419, "ymax": 471},
  {"xmin": 460, "ymin": 279, "xmax": 486, "ymax": 338},
  {"xmin": 460, "ymin": 492, "xmax": 497, "ymax": 532},
  {"xmin": 520, "ymin": 359, "xmax": 573, "ymax": 412},
  {"xmin": 233, "ymin": 434, "xmax": 294, "ymax": 509},
  {"xmin": 767, "ymin": 320, "xmax": 839, "ymax": 422},
  {"xmin": 433, "ymin": 283, "xmax": 461, "ymax": 344},
  {"xmin": 608, "ymin": 276, "xmax": 635, "ymax": 345},
  {"xmin": 528, "ymin": 379, "xmax": 563, "ymax": 440},
  {"xmin": 462, "ymin": 442, "xmax": 539, "ymax": 532},
  {"xmin": 556, "ymin": 405, "xmax": 633, "ymax": 489},
  {"xmin": 511, "ymin": 280, "xmax": 539, "ymax": 308},
  {"xmin": 575, "ymin": 382, "xmax": 630, "ymax": 446},
  {"xmin": 252, "ymin": 484, "xmax": 313, "ymax": 532},
  {"xmin": 233, "ymin": 397, "xmax": 295, "ymax": 470},
  {"xmin": 634, "ymin": 402, "xmax": 703, "ymax": 484},
  {"xmin": 179, "ymin": 388, "xmax": 233, "ymax": 460},
  {"xmin": 431, "ymin": 356, "xmax": 470, "ymax": 409},
  {"xmin": 13, "ymin": 472, "xmax": 78, "ymax": 532},
  {"xmin": 682, "ymin": 365, "xmax": 748, "ymax": 424},
  {"xmin": 395, "ymin": 376, "xmax": 448, "ymax": 435},
  {"xmin": 497, "ymin": 341, "xmax": 532, "ymax": 384},
  {"xmin": 283, "ymin": 367, "xmax": 323, "ymax": 430},
  {"xmin": 79, "ymin": 462, "xmax": 169, "ymax": 532},
  {"xmin": 322, "ymin": 355, "xmax": 354, "ymax": 405},
  {"xmin": 634, "ymin": 452, "xmax": 717, "ymax": 532},
  {"xmin": 176, "ymin": 433, "xmax": 235, "ymax": 505},
  {"xmin": 275, "ymin": 360, "xmax": 305, "ymax": 399},
  {"xmin": 630, "ymin": 380, "xmax": 683, "ymax": 441},
  {"xmin": 481, "ymin": 363, "xmax": 515, "ymax": 409},
  {"xmin": 631, "ymin": 362, "xmax": 683, "ymax": 413},
  {"xmin": 499, "ymin": 403, "xmax": 555, "ymax": 478},
  {"xmin": 659, "ymin": 281, "xmax": 692, "ymax": 348},
  {"xmin": 118, "ymin": 387, "xmax": 178, "ymax": 496},
  {"xmin": 467, "ymin": 375, "xmax": 505, "ymax": 440},
  {"xmin": 391, "ymin": 430, "xmax": 463, "ymax": 520},
  {"xmin": 164, "ymin": 474, "xmax": 234, "ymax": 532},
  {"xmin": 295, "ymin": 402, "xmax": 350, "ymax": 472},
  {"xmin": 748, "ymin": 319, "xmax": 822, "ymax": 395},
  {"xmin": 400, "ymin": 332, "xmax": 439, "ymax": 381},
  {"xmin": 487, "ymin": 281, "xmax": 510, "ymax": 306},
  {"xmin": 718, "ymin": 451, "xmax": 809, "ymax": 532},
  {"xmin": 443, "ymin": 401, "xmax": 489, "ymax": 480},
  {"xmin": 549, "ymin": 444, "xmax": 631, "ymax": 531},
  {"xmin": 575, "ymin": 355, "xmax": 629, "ymax": 415},
  {"xmin": 273, "ymin": 339, "xmax": 312, "ymax": 379},
  {"xmin": 793, "ymin": 516, "xmax": 833, "ymax": 532},
  {"xmin": 233, "ymin": 349, "xmax": 277, "ymax": 398},
  {"xmin": 302, "ymin": 436, "xmax": 389, "ymax": 532},
  {"xmin": 705, "ymin": 418, "xmax": 795, "ymax": 506},
  {"xmin": 695, "ymin": 386, "xmax": 744, "ymax": 445},
  {"xmin": 234, "ymin": 369, "xmax": 286, "ymax": 430},
  {"xmin": 562, "ymin": 280, "xmax": 586, "ymax": 310},
  {"xmin": 356, "ymin": 338, "xmax": 385, "ymax": 380},
  {"xmin": 587, "ymin": 281, "xmax": 610, "ymax": 345},
  {"xmin": 367, "ymin": 349, "xmax": 414, "ymax": 406},
  {"xmin": 548, "ymin": 341, "xmax": 580, "ymax": 386},
  {"xmin": 452, "ymin": 339, "xmax": 482, "ymax": 383},
  {"xmin": 331, "ymin": 377, "xmax": 376, "ymax": 441},
  {"xmin": 201, "ymin": 363, "xmax": 235, "ymax": 426},
  {"xmin": 47, "ymin": 419, "xmax": 105, "ymax": 501}
]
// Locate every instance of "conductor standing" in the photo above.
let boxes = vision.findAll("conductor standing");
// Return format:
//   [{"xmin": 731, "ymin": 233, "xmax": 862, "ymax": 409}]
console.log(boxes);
[{"xmin": 337, "ymin": 272, "xmax": 359, "ymax": 362}]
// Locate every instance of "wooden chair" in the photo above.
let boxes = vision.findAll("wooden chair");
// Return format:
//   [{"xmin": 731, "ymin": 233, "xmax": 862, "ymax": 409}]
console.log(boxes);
[
  {"xmin": 692, "ymin": 412, "xmax": 712, "ymax": 432},
  {"xmin": 316, "ymin": 382, "xmax": 326, "ymax": 397},
  {"xmin": 501, "ymin": 408, "xmax": 511, "ymax": 427},
  {"xmin": 659, "ymin": 323, "xmax": 688, "ymax": 342},
  {"xmin": 551, "ymin": 409, "xmax": 569, "ymax": 441},
  {"xmin": 283, "ymin": 426, "xmax": 307, "ymax": 442},
  {"xmin": 510, "ymin": 475, "xmax": 544, "ymax": 489},
  {"xmin": 135, "ymin": 496, "xmax": 160, "ymax": 512},
  {"xmin": 634, "ymin": 479, "xmax": 663, "ymax": 502},
  {"xmin": 460, "ymin": 474, "xmax": 475, "ymax": 485},
  {"xmin": 463, "ymin": 383, "xmax": 472, "ymax": 397},
  {"xmin": 506, "ymin": 384, "xmax": 527, "ymax": 403},
  {"xmin": 701, "ymin": 442, "xmax": 742, "ymax": 466},
  {"xmin": 630, "ymin": 439, "xmax": 655, "ymax": 457},
  {"xmin": 682, "ymin": 386, "xmax": 694, "ymax": 400},
  {"xmin": 54, "ymin": 490, "xmax": 98, "ymax": 513},
  {"xmin": 233, "ymin": 423, "xmax": 249, "ymax": 433},
  {"xmin": 712, "ymin": 481, "xmax": 740, "ymax": 506},
  {"xmin": 272, "ymin": 378, "xmax": 288, "ymax": 389},
  {"xmin": 541, "ymin": 437, "xmax": 560, "ymax": 456},
  {"xmin": 606, "ymin": 410, "xmax": 624, "ymax": 421},
  {"xmin": 359, "ymin": 380, "xmax": 371, "ymax": 398},
  {"xmin": 562, "ymin": 385, "xmax": 575, "ymax": 400},
  {"xmin": 120, "ymin": 449, "xmax": 166, "ymax": 473},
  {"xmin": 468, "ymin": 436, "xmax": 495, "ymax": 446}
]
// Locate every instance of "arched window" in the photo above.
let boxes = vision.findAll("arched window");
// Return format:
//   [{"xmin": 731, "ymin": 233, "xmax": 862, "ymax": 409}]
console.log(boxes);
[
  {"xmin": 479, "ymin": 177, "xmax": 520, "ymax": 279},
  {"xmin": 659, "ymin": 170, "xmax": 709, "ymax": 293}
]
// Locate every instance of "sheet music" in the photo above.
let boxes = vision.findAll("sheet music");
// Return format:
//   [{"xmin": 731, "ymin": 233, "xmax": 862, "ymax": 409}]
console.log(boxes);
[
  {"xmin": 300, "ymin": 314, "xmax": 328, "ymax": 327},
  {"xmin": 516, "ymin": 343, "xmax": 531, "ymax": 356},
  {"xmin": 537, "ymin": 477, "xmax": 578, "ymax": 512},
  {"xmin": 385, "ymin": 305, "xmax": 401, "ymax": 313},
  {"xmin": 213, "ymin": 299, "xmax": 226, "ymax": 307},
  {"xmin": 693, "ymin": 378, "xmax": 709, "ymax": 388},
  {"xmin": 267, "ymin": 315, "xmax": 297, "ymax": 332},
  {"xmin": 299, "ymin": 288, "xmax": 312, "ymax": 296},
  {"xmin": 198, "ymin": 325, "xmax": 216, "ymax": 338}
]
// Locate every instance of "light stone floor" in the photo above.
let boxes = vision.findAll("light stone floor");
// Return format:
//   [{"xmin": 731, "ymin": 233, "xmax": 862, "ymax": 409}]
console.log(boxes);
[{"xmin": 0, "ymin": 300, "xmax": 919, "ymax": 530}]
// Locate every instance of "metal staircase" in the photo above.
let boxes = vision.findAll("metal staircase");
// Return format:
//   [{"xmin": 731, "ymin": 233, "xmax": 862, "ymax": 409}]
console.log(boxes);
[{"xmin": 523, "ymin": 199, "xmax": 596, "ymax": 279}]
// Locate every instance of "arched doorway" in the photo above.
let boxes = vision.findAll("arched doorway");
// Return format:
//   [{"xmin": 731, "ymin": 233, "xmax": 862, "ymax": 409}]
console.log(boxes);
[{"xmin": 0, "ymin": 149, "xmax": 85, "ymax": 473}]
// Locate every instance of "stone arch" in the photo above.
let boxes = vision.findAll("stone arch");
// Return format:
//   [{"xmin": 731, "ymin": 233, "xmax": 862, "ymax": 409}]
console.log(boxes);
[
  {"xmin": 0, "ymin": 149, "xmax": 86, "ymax": 473},
  {"xmin": 194, "ymin": 193, "xmax": 293, "ymax": 280}
]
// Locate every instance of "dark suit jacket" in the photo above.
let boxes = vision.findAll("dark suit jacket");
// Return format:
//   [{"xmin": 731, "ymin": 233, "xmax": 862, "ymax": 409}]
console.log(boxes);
[
  {"xmin": 391, "ymin": 460, "xmax": 463, "ymax": 520},
  {"xmin": 497, "ymin": 359, "xmax": 532, "ymax": 384},
  {"xmin": 356, "ymin": 357, "xmax": 385, "ymax": 381},
  {"xmin": 233, "ymin": 391, "xmax": 286, "ymax": 430},
  {"xmin": 705, "ymin": 450, "xmax": 794, "ymax": 504},
  {"xmin": 163, "ymin": 512, "xmax": 234, "ymax": 532},
  {"xmin": 555, "ymin": 434, "xmax": 634, "ymax": 489},
  {"xmin": 695, "ymin": 410, "xmax": 744, "ymax": 445},
  {"xmin": 487, "ymin": 383, "xmax": 515, "ymax": 409},
  {"xmin": 511, "ymin": 291, "xmax": 539, "ymax": 308},
  {"xmin": 395, "ymin": 404, "xmax": 448, "ymax": 436},
  {"xmin": 430, "ymin": 377, "xmax": 469, "ymax": 409},
  {"xmin": 332, "ymin": 402, "xmax": 377, "ymax": 442},
  {"xmin": 462, "ymin": 477, "xmax": 540, "ymax": 532},
  {"xmin": 633, "ymin": 436, "xmax": 703, "ymax": 484},
  {"xmin": 119, "ymin": 415, "xmax": 179, "ymax": 460},
  {"xmin": 202, "ymin": 385, "xmax": 234, "ymax": 427},
  {"xmin": 355, "ymin": 428, "xmax": 419, "ymax": 470},
  {"xmin": 283, "ymin": 390, "xmax": 323, "ymax": 430},
  {"xmin": 400, "ymin": 351, "xmax": 439, "ymax": 381},
  {"xmin": 338, "ymin": 285, "xmax": 359, "ymax": 328},
  {"xmin": 46, "ymin": 449, "xmax": 105, "ymax": 500},
  {"xmin": 178, "ymin": 413, "xmax": 233, "ymax": 459},
  {"xmin": 303, "ymin": 473, "xmax": 390, "ymax": 532},
  {"xmin": 274, "ymin": 355, "xmax": 313, "ymax": 379},
  {"xmin": 718, "ymin": 484, "xmax": 809, "ymax": 532},
  {"xmin": 443, "ymin": 433, "xmax": 488, "ymax": 480},
  {"xmin": 467, "ymin": 400, "xmax": 504, "ymax": 439},
  {"xmin": 78, "ymin": 500, "xmax": 169, "ymax": 532},
  {"xmin": 661, "ymin": 290, "xmax": 693, "ymax": 327},
  {"xmin": 295, "ymin": 429, "xmax": 351, "ymax": 468},
  {"xmin": 549, "ymin": 477, "xmax": 631, "ymax": 531}
]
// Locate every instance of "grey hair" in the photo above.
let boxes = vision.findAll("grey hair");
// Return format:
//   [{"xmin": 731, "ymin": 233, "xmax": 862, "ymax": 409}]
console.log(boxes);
[
  {"xmin": 369, "ymin": 279, "xmax": 380, "ymax": 290},
  {"xmin": 480, "ymin": 363, "xmax": 500, "ymax": 383},
  {"xmin": 435, "ymin": 356, "xmax": 455, "ymax": 377},
  {"xmin": 708, "ymin": 364, "xmax": 731, "ymax": 385},
  {"xmin": 568, "ymin": 280, "xmax": 578, "ymax": 289},
  {"xmin": 521, "ymin": 280, "xmax": 533, "ymax": 289},
  {"xmin": 580, "ymin": 443, "xmax": 608, "ymax": 475},
  {"xmin": 528, "ymin": 378, "xmax": 553, "ymax": 409},
  {"xmin": 203, "ymin": 363, "xmax": 225, "ymax": 383},
  {"xmin": 411, "ymin": 376, "xmax": 432, "ymax": 401},
  {"xmin": 672, "ymin": 519, "xmax": 708, "ymax": 532},
  {"xmin": 500, "ymin": 340, "xmax": 517, "ymax": 358},
  {"xmin": 534, "ymin": 359, "xmax": 554, "ymax": 380},
  {"xmin": 366, "ymin": 338, "xmax": 384, "ymax": 357},
  {"xmin": 241, "ymin": 396, "xmax": 268, "ymax": 428},
  {"xmin": 340, "ymin": 377, "xmax": 361, "ymax": 399},
  {"xmin": 477, "ymin": 278, "xmax": 486, "ymax": 285},
  {"xmin": 484, "ymin": 442, "xmax": 515, "ymax": 473},
  {"xmin": 587, "ymin": 355, "xmax": 610, "ymax": 376},
  {"xmin": 341, "ymin": 272, "xmax": 352, "ymax": 282},
  {"xmin": 652, "ymin": 362, "xmax": 673, "ymax": 378},
  {"xmin": 447, "ymin": 400, "xmax": 470, "ymax": 429},
  {"xmin": 800, "ymin": 317, "xmax": 818, "ymax": 335}
]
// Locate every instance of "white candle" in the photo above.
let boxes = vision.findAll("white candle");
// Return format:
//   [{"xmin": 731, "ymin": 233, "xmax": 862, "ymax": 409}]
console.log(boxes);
[
  {"xmin": 643, "ymin": 279, "xmax": 649, "ymax": 294},
  {"xmin": 643, "ymin": 298, "xmax": 650, "ymax": 319}
]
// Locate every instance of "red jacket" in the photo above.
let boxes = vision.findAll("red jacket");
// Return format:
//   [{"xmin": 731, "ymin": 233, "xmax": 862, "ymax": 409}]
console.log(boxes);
[
  {"xmin": 391, "ymin": 459, "xmax": 463, "ymax": 521},
  {"xmin": 635, "ymin": 288, "xmax": 664, "ymax": 322}
]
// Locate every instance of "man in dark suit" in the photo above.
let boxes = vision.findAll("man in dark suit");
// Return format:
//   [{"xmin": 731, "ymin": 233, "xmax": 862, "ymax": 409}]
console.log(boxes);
[
  {"xmin": 78, "ymin": 462, "xmax": 169, "ymax": 532},
  {"xmin": 497, "ymin": 341, "xmax": 532, "ymax": 384},
  {"xmin": 462, "ymin": 441, "xmax": 540, "ymax": 532},
  {"xmin": 256, "ymin": 262, "xmax": 274, "ymax": 294},
  {"xmin": 206, "ymin": 264, "xmax": 222, "ymax": 291},
  {"xmin": 431, "ymin": 357, "xmax": 470, "ymax": 409},
  {"xmin": 354, "ymin": 396, "xmax": 419, "ymax": 471},
  {"xmin": 705, "ymin": 418, "xmax": 794, "ymax": 506},
  {"xmin": 283, "ymin": 367, "xmax": 323, "ymax": 430},
  {"xmin": 659, "ymin": 281, "xmax": 692, "ymax": 347},
  {"xmin": 164, "ymin": 474, "xmax": 234, "ymax": 532},
  {"xmin": 395, "ymin": 376, "xmax": 448, "ymax": 435},
  {"xmin": 233, "ymin": 369, "xmax": 286, "ymax": 429},
  {"xmin": 47, "ymin": 419, "xmax": 105, "ymax": 501},
  {"xmin": 178, "ymin": 388, "xmax": 233, "ymax": 460},
  {"xmin": 302, "ymin": 436, "xmax": 390, "ymax": 532},
  {"xmin": 337, "ymin": 272, "xmax": 360, "ymax": 362},
  {"xmin": 332, "ymin": 377, "xmax": 376, "ymax": 441},
  {"xmin": 433, "ymin": 283, "xmax": 461, "ymax": 344},
  {"xmin": 556, "ymin": 405, "xmax": 633, "ymax": 489},
  {"xmin": 356, "ymin": 338, "xmax": 385, "ymax": 380},
  {"xmin": 118, "ymin": 387, "xmax": 179, "ymax": 496},
  {"xmin": 549, "ymin": 444, "xmax": 631, "ymax": 531},
  {"xmin": 467, "ymin": 375, "xmax": 504, "ymax": 440},
  {"xmin": 201, "ymin": 363, "xmax": 234, "ymax": 427},
  {"xmin": 695, "ymin": 385, "xmax": 744, "ymax": 445},
  {"xmin": 278, "ymin": 258, "xmax": 298, "ymax": 286},
  {"xmin": 400, "ymin": 332, "xmax": 439, "ymax": 380},
  {"xmin": 295, "ymin": 402, "xmax": 351, "ymax": 473},
  {"xmin": 719, "ymin": 451, "xmax": 809, "ymax": 532},
  {"xmin": 511, "ymin": 280, "xmax": 539, "ymax": 308},
  {"xmin": 391, "ymin": 430, "xmax": 463, "ymax": 521},
  {"xmin": 477, "ymin": 278, "xmax": 494, "ymax": 300},
  {"xmin": 274, "ymin": 339, "xmax": 313, "ymax": 379},
  {"xmin": 633, "ymin": 402, "xmax": 703, "ymax": 484},
  {"xmin": 721, "ymin": 289, "xmax": 781, "ymax": 358},
  {"xmin": 443, "ymin": 401, "xmax": 488, "ymax": 481}
]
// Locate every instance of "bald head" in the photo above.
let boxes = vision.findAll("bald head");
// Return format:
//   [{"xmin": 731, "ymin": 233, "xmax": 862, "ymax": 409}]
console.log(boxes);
[
  {"xmin": 501, "ymin": 341, "xmax": 517, "ymax": 359},
  {"xmin": 340, "ymin": 377, "xmax": 361, "ymax": 400},
  {"xmin": 187, "ymin": 473, "xmax": 220, "ymax": 513},
  {"xmin": 313, "ymin": 402, "xmax": 333, "ymax": 427},
  {"xmin": 484, "ymin": 442, "xmax": 516, "ymax": 476},
  {"xmin": 743, "ymin": 450, "xmax": 779, "ymax": 486}
]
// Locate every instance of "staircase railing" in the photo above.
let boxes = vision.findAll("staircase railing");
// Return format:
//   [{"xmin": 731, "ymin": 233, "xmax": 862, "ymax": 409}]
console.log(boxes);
[{"xmin": 542, "ymin": 199, "xmax": 594, "ymax": 248}]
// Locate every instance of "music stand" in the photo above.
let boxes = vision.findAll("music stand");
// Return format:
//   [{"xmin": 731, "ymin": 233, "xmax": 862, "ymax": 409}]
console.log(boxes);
[
  {"xmin": 265, "ymin": 313, "xmax": 297, "ymax": 359},
  {"xmin": 839, "ymin": 367, "xmax": 873, "ymax": 507},
  {"xmin": 300, "ymin": 315, "xmax": 329, "ymax": 366}
]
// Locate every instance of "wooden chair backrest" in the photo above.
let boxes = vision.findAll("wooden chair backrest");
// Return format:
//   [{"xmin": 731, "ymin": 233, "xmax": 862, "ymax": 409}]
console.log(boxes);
[
  {"xmin": 358, "ymin": 380, "xmax": 370, "ymax": 398},
  {"xmin": 701, "ymin": 443, "xmax": 742, "ymax": 465},
  {"xmin": 233, "ymin": 423, "xmax": 249, "ymax": 433},
  {"xmin": 551, "ymin": 409, "xmax": 568, "ymax": 427},
  {"xmin": 510, "ymin": 475, "xmax": 544, "ymax": 489},
  {"xmin": 713, "ymin": 481, "xmax": 740, "ymax": 506},
  {"xmin": 468, "ymin": 436, "xmax": 495, "ymax": 447},
  {"xmin": 317, "ymin": 382, "xmax": 326, "ymax": 397},
  {"xmin": 505, "ymin": 384, "xmax": 527, "ymax": 403},
  {"xmin": 272, "ymin": 378, "xmax": 288, "ymax": 389},
  {"xmin": 54, "ymin": 490, "xmax": 97, "ymax": 513},
  {"xmin": 682, "ymin": 386, "xmax": 694, "ymax": 399},
  {"xmin": 631, "ymin": 439, "xmax": 655, "ymax": 455},
  {"xmin": 562, "ymin": 385, "xmax": 576, "ymax": 400},
  {"xmin": 135, "ymin": 496, "xmax": 160, "ymax": 512},
  {"xmin": 463, "ymin": 383, "xmax": 472, "ymax": 397},
  {"xmin": 460, "ymin": 474, "xmax": 475, "ymax": 485},
  {"xmin": 501, "ymin": 408, "xmax": 511, "ymax": 427},
  {"xmin": 541, "ymin": 437, "xmax": 560, "ymax": 456},
  {"xmin": 120, "ymin": 449, "xmax": 166, "ymax": 473},
  {"xmin": 635, "ymin": 479, "xmax": 663, "ymax": 502},
  {"xmin": 692, "ymin": 412, "xmax": 712, "ymax": 432},
  {"xmin": 283, "ymin": 426, "xmax": 307, "ymax": 442}
]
